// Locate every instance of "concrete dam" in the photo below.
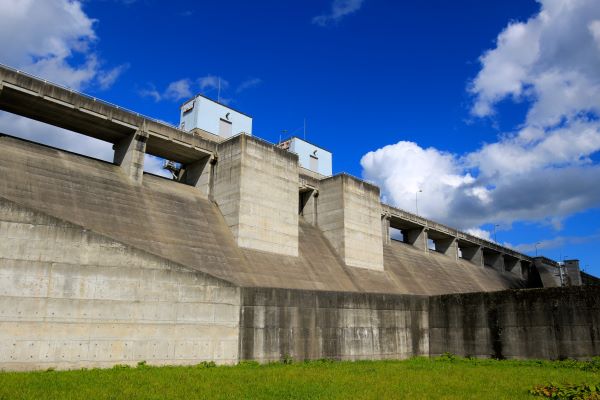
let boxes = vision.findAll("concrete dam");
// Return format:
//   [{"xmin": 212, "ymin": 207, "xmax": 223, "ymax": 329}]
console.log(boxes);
[{"xmin": 0, "ymin": 64, "xmax": 598, "ymax": 370}]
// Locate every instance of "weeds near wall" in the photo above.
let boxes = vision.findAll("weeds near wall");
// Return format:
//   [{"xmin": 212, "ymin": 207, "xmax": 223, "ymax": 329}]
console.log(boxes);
[{"xmin": 530, "ymin": 383, "xmax": 600, "ymax": 399}]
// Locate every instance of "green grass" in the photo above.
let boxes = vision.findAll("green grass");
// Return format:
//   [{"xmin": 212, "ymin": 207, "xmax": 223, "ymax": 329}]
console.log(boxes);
[{"xmin": 0, "ymin": 357, "xmax": 598, "ymax": 400}]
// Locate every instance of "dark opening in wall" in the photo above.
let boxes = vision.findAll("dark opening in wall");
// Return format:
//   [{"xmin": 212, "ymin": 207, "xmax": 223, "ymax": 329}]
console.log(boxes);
[
  {"xmin": 299, "ymin": 191, "xmax": 311, "ymax": 215},
  {"xmin": 427, "ymin": 238, "xmax": 437, "ymax": 251},
  {"xmin": 390, "ymin": 227, "xmax": 404, "ymax": 242}
]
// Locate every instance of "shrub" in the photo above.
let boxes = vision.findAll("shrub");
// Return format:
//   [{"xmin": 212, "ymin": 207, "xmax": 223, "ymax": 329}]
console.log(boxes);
[
  {"xmin": 196, "ymin": 361, "xmax": 217, "ymax": 369},
  {"xmin": 237, "ymin": 360, "xmax": 260, "ymax": 367},
  {"xmin": 281, "ymin": 354, "xmax": 294, "ymax": 365},
  {"xmin": 530, "ymin": 383, "xmax": 600, "ymax": 399},
  {"xmin": 436, "ymin": 352, "xmax": 457, "ymax": 362}
]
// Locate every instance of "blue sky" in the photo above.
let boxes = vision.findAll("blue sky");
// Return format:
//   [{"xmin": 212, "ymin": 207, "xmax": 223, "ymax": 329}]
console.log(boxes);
[{"xmin": 1, "ymin": 0, "xmax": 599, "ymax": 276}]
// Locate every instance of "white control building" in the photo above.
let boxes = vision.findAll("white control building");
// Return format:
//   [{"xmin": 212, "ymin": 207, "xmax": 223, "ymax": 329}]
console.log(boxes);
[
  {"xmin": 179, "ymin": 95, "xmax": 252, "ymax": 138},
  {"xmin": 278, "ymin": 137, "xmax": 332, "ymax": 176}
]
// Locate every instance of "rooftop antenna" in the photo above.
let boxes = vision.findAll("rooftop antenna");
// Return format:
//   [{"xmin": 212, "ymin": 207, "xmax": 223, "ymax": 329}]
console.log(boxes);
[
  {"xmin": 303, "ymin": 118, "xmax": 306, "ymax": 140},
  {"xmin": 217, "ymin": 77, "xmax": 221, "ymax": 103}
]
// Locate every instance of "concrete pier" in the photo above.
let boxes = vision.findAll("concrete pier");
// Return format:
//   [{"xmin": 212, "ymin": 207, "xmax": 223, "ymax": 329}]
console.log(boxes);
[
  {"xmin": 317, "ymin": 174, "xmax": 384, "ymax": 270},
  {"xmin": 113, "ymin": 130, "xmax": 147, "ymax": 184}
]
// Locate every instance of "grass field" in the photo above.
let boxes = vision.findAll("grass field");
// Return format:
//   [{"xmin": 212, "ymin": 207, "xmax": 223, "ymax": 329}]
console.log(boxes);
[{"xmin": 1, "ymin": 356, "xmax": 598, "ymax": 400}]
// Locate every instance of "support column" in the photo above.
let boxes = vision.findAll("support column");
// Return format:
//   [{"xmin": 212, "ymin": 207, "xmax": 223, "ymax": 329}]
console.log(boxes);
[
  {"xmin": 403, "ymin": 227, "xmax": 428, "ymax": 252},
  {"xmin": 113, "ymin": 130, "xmax": 147, "ymax": 184},
  {"xmin": 504, "ymin": 257, "xmax": 522, "ymax": 277},
  {"xmin": 181, "ymin": 155, "xmax": 214, "ymax": 198},
  {"xmin": 381, "ymin": 215, "xmax": 391, "ymax": 245},
  {"xmin": 316, "ymin": 174, "xmax": 384, "ymax": 270},
  {"xmin": 484, "ymin": 251, "xmax": 504, "ymax": 272},
  {"xmin": 301, "ymin": 190, "xmax": 318, "ymax": 226},
  {"xmin": 435, "ymin": 238, "xmax": 458, "ymax": 260},
  {"xmin": 461, "ymin": 246, "xmax": 484, "ymax": 266},
  {"xmin": 212, "ymin": 134, "xmax": 299, "ymax": 257}
]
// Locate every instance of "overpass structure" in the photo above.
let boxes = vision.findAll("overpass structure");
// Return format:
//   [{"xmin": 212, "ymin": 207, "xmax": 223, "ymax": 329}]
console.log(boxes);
[{"xmin": 0, "ymin": 63, "xmax": 217, "ymax": 185}]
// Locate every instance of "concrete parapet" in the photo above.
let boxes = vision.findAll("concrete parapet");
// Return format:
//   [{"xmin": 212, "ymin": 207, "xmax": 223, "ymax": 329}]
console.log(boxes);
[
  {"xmin": 317, "ymin": 174, "xmax": 384, "ymax": 270},
  {"xmin": 213, "ymin": 134, "xmax": 299, "ymax": 257}
]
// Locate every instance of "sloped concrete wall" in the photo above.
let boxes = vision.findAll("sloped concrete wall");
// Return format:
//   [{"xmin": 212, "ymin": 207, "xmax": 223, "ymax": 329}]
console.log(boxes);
[
  {"xmin": 429, "ymin": 287, "xmax": 600, "ymax": 360},
  {"xmin": 0, "ymin": 199, "xmax": 240, "ymax": 371},
  {"xmin": 239, "ymin": 287, "xmax": 429, "ymax": 362}
]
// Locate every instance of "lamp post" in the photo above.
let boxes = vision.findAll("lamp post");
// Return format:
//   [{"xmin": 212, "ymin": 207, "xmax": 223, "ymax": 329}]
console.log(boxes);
[
  {"xmin": 493, "ymin": 224, "xmax": 499, "ymax": 243},
  {"xmin": 415, "ymin": 189, "xmax": 422, "ymax": 215},
  {"xmin": 534, "ymin": 242, "xmax": 540, "ymax": 257}
]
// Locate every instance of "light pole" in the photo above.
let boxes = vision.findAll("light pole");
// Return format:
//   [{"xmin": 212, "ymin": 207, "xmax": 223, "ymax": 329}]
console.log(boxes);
[
  {"xmin": 534, "ymin": 242, "xmax": 540, "ymax": 257},
  {"xmin": 493, "ymin": 224, "xmax": 499, "ymax": 243},
  {"xmin": 415, "ymin": 189, "xmax": 422, "ymax": 215}
]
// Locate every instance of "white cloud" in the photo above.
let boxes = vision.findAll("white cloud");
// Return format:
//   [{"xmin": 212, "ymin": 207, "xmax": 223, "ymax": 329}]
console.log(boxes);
[
  {"xmin": 0, "ymin": 0, "xmax": 134, "ymax": 173},
  {"xmin": 361, "ymin": 0, "xmax": 600, "ymax": 239},
  {"xmin": 0, "ymin": 0, "xmax": 125, "ymax": 91},
  {"xmin": 469, "ymin": 0, "xmax": 600, "ymax": 126},
  {"xmin": 97, "ymin": 63, "xmax": 129, "ymax": 90},
  {"xmin": 141, "ymin": 75, "xmax": 248, "ymax": 105},
  {"xmin": 465, "ymin": 228, "xmax": 492, "ymax": 241},
  {"xmin": 198, "ymin": 75, "xmax": 229, "ymax": 92},
  {"xmin": 361, "ymin": 141, "xmax": 474, "ymax": 218},
  {"xmin": 236, "ymin": 78, "xmax": 262, "ymax": 93},
  {"xmin": 164, "ymin": 79, "xmax": 193, "ymax": 101},
  {"xmin": 313, "ymin": 0, "xmax": 364, "ymax": 27},
  {"xmin": 514, "ymin": 232, "xmax": 600, "ymax": 253},
  {"xmin": 139, "ymin": 84, "xmax": 162, "ymax": 102}
]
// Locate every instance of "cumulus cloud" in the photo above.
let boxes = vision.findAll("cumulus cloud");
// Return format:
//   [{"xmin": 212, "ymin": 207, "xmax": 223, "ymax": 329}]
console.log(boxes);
[
  {"xmin": 465, "ymin": 228, "xmax": 493, "ymax": 242},
  {"xmin": 236, "ymin": 78, "xmax": 262, "ymax": 93},
  {"xmin": 164, "ymin": 79, "xmax": 193, "ymax": 101},
  {"xmin": 362, "ymin": 0, "xmax": 600, "ymax": 239},
  {"xmin": 469, "ymin": 0, "xmax": 600, "ymax": 126},
  {"xmin": 0, "ymin": 1, "xmax": 168, "ymax": 176},
  {"xmin": 313, "ymin": 0, "xmax": 364, "ymax": 27},
  {"xmin": 141, "ymin": 75, "xmax": 255, "ymax": 105},
  {"xmin": 197, "ymin": 75, "xmax": 230, "ymax": 94},
  {"xmin": 0, "ymin": 0, "xmax": 126, "ymax": 90},
  {"xmin": 514, "ymin": 232, "xmax": 600, "ymax": 254},
  {"xmin": 97, "ymin": 63, "xmax": 129, "ymax": 90}
]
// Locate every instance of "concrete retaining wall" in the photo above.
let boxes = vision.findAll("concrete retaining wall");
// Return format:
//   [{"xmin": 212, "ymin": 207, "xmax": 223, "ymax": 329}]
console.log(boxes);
[
  {"xmin": 429, "ymin": 286, "xmax": 600, "ymax": 360},
  {"xmin": 0, "ymin": 199, "xmax": 240, "ymax": 370},
  {"xmin": 239, "ymin": 287, "xmax": 429, "ymax": 362}
]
